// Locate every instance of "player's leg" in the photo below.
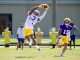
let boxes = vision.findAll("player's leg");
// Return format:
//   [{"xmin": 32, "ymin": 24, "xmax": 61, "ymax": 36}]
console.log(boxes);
[
  {"xmin": 30, "ymin": 34, "xmax": 36, "ymax": 45},
  {"xmin": 73, "ymin": 35, "xmax": 75, "ymax": 49},
  {"xmin": 21, "ymin": 43, "xmax": 24, "ymax": 50},
  {"xmin": 26, "ymin": 29, "xmax": 36, "ymax": 48},
  {"xmin": 70, "ymin": 35, "xmax": 72, "ymax": 50},
  {"xmin": 57, "ymin": 43, "xmax": 63, "ymax": 48},
  {"xmin": 24, "ymin": 28, "xmax": 32, "ymax": 48},
  {"xmin": 16, "ymin": 43, "xmax": 19, "ymax": 50},
  {"xmin": 19, "ymin": 43, "xmax": 21, "ymax": 48},
  {"xmin": 25, "ymin": 36, "xmax": 33, "ymax": 48},
  {"xmin": 16, "ymin": 38, "xmax": 20, "ymax": 50},
  {"xmin": 73, "ymin": 40, "xmax": 75, "ymax": 49},
  {"xmin": 30, "ymin": 34, "xmax": 40, "ymax": 51},
  {"xmin": 70, "ymin": 40, "xmax": 72, "ymax": 50},
  {"xmin": 60, "ymin": 36, "xmax": 68, "ymax": 56},
  {"xmin": 61, "ymin": 43, "xmax": 68, "ymax": 56},
  {"xmin": 21, "ymin": 38, "xmax": 24, "ymax": 50},
  {"xmin": 25, "ymin": 36, "xmax": 30, "ymax": 42},
  {"xmin": 57, "ymin": 36, "xmax": 63, "ymax": 48}
]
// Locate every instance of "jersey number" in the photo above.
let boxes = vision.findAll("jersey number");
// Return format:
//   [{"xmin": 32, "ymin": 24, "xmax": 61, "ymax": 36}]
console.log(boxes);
[
  {"xmin": 63, "ymin": 30, "xmax": 70, "ymax": 34},
  {"xmin": 29, "ymin": 16, "xmax": 36, "ymax": 21}
]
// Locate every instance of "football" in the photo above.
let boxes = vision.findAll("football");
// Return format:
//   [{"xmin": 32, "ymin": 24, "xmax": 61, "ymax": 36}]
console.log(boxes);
[{"xmin": 42, "ymin": 4, "xmax": 48, "ymax": 8}]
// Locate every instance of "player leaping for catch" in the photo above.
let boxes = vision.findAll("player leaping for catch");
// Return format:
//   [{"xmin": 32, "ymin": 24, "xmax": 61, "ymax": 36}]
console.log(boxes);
[
  {"xmin": 56, "ymin": 18, "xmax": 72, "ymax": 56},
  {"xmin": 24, "ymin": 4, "xmax": 49, "ymax": 51}
]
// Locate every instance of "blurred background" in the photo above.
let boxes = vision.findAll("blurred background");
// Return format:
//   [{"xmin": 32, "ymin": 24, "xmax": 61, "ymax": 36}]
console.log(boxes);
[{"xmin": 0, "ymin": 0, "xmax": 80, "ymax": 38}]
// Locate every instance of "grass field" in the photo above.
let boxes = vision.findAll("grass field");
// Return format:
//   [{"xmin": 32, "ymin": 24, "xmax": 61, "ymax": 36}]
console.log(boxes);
[
  {"xmin": 0, "ymin": 46, "xmax": 80, "ymax": 60},
  {"xmin": 0, "ymin": 38, "xmax": 80, "ymax": 45},
  {"xmin": 0, "ymin": 38, "xmax": 80, "ymax": 60}
]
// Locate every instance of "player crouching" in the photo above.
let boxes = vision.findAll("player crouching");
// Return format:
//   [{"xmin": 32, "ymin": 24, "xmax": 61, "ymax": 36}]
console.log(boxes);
[
  {"xmin": 24, "ymin": 4, "xmax": 49, "ymax": 51},
  {"xmin": 56, "ymin": 18, "xmax": 72, "ymax": 56}
]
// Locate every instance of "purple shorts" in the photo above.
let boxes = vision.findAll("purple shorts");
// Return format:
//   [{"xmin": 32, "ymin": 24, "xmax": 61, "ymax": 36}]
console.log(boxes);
[
  {"xmin": 18, "ymin": 38, "xmax": 24, "ymax": 43},
  {"xmin": 70, "ymin": 34, "xmax": 75, "ymax": 41}
]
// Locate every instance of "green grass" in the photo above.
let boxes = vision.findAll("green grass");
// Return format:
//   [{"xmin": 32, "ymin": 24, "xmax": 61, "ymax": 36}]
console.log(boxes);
[
  {"xmin": 0, "ymin": 46, "xmax": 80, "ymax": 60},
  {"xmin": 0, "ymin": 38, "xmax": 80, "ymax": 45}
]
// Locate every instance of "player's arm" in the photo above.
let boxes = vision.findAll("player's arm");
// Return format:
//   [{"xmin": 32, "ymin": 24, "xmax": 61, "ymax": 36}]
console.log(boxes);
[
  {"xmin": 29, "ymin": 6, "xmax": 39, "ymax": 15},
  {"xmin": 37, "ymin": 6, "xmax": 49, "ymax": 22},
  {"xmin": 74, "ymin": 26, "xmax": 78, "ymax": 34},
  {"xmin": 58, "ymin": 28, "xmax": 62, "ymax": 36},
  {"xmin": 56, "ymin": 28, "xmax": 62, "ymax": 44},
  {"xmin": 28, "ymin": 4, "xmax": 45, "ymax": 15},
  {"xmin": 38, "ymin": 10, "xmax": 47, "ymax": 22}
]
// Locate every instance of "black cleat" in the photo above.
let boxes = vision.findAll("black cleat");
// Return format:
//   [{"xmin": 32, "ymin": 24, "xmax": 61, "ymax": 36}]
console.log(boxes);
[
  {"xmin": 29, "ymin": 46, "xmax": 31, "ymax": 48},
  {"xmin": 38, "ymin": 48, "xmax": 41, "ymax": 51}
]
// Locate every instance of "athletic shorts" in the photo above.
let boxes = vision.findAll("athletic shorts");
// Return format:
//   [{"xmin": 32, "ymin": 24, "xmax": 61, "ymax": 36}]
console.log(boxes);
[
  {"xmin": 58, "ymin": 36, "xmax": 69, "ymax": 45},
  {"xmin": 70, "ymin": 34, "xmax": 75, "ymax": 41},
  {"xmin": 18, "ymin": 38, "xmax": 24, "ymax": 43},
  {"xmin": 24, "ymin": 28, "xmax": 33, "ymax": 36}
]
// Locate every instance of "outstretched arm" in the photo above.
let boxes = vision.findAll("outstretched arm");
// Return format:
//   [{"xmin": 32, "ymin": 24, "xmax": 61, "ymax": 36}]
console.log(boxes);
[
  {"xmin": 38, "ymin": 6, "xmax": 49, "ymax": 22},
  {"xmin": 74, "ymin": 26, "xmax": 78, "ymax": 34},
  {"xmin": 38, "ymin": 10, "xmax": 48, "ymax": 22},
  {"xmin": 38, "ymin": 10, "xmax": 47, "ymax": 22}
]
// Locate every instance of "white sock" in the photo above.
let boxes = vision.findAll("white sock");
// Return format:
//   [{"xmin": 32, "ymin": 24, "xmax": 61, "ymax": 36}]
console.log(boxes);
[{"xmin": 29, "ymin": 40, "xmax": 33, "ymax": 46}]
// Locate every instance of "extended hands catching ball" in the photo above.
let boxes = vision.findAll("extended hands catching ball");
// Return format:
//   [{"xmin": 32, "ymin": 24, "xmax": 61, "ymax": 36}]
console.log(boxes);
[{"xmin": 39, "ymin": 4, "xmax": 49, "ymax": 11}]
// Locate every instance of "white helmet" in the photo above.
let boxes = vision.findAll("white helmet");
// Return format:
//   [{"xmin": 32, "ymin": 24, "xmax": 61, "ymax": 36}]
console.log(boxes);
[
  {"xmin": 64, "ymin": 18, "xmax": 71, "ymax": 22},
  {"xmin": 34, "ymin": 10, "xmax": 40, "ymax": 16},
  {"xmin": 64, "ymin": 18, "xmax": 71, "ymax": 25}
]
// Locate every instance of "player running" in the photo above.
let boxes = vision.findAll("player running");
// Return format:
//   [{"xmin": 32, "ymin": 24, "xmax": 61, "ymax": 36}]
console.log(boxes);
[
  {"xmin": 57, "ymin": 18, "xmax": 72, "ymax": 56},
  {"xmin": 24, "ymin": 4, "xmax": 49, "ymax": 51}
]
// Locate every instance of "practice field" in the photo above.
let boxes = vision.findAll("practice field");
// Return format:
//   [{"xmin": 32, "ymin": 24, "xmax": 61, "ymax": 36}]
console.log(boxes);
[
  {"xmin": 0, "ymin": 38, "xmax": 80, "ymax": 45},
  {"xmin": 0, "ymin": 46, "xmax": 80, "ymax": 60}
]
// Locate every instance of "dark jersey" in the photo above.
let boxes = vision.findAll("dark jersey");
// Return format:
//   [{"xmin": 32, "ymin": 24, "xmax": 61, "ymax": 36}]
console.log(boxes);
[{"xmin": 60, "ymin": 24, "xmax": 72, "ymax": 36}]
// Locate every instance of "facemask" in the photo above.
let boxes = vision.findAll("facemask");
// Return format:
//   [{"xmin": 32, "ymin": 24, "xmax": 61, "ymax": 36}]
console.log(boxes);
[
  {"xmin": 21, "ymin": 26, "xmax": 24, "ymax": 28},
  {"xmin": 34, "ymin": 12, "xmax": 39, "ymax": 16},
  {"xmin": 34, "ymin": 10, "xmax": 40, "ymax": 16}
]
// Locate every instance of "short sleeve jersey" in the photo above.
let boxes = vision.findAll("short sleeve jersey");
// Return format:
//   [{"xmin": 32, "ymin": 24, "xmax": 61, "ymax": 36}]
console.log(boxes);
[
  {"xmin": 60, "ymin": 24, "xmax": 72, "ymax": 36},
  {"xmin": 24, "ymin": 13, "xmax": 39, "ymax": 29}
]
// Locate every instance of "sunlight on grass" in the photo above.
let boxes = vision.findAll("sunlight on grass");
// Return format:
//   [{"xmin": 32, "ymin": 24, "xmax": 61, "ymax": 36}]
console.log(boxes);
[{"xmin": 0, "ymin": 46, "xmax": 80, "ymax": 60}]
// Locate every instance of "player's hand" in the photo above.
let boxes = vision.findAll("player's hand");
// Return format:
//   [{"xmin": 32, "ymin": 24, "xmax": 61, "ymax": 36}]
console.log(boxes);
[
  {"xmin": 39, "ymin": 4, "xmax": 44, "ymax": 8},
  {"xmin": 57, "ymin": 35, "xmax": 61, "ymax": 39},
  {"xmin": 45, "ymin": 5, "xmax": 49, "ymax": 11},
  {"xmin": 68, "ymin": 37, "xmax": 71, "ymax": 41}
]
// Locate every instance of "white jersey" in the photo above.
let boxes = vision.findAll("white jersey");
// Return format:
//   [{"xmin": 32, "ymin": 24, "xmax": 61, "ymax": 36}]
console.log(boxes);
[
  {"xmin": 24, "ymin": 13, "xmax": 39, "ymax": 29},
  {"xmin": 17, "ymin": 27, "xmax": 25, "ymax": 38},
  {"xmin": 24, "ymin": 11, "xmax": 47, "ymax": 29}
]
